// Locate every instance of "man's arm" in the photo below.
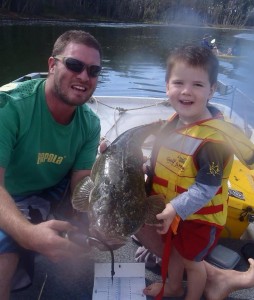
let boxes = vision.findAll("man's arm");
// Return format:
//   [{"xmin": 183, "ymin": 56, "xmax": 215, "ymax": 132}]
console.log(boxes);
[
  {"xmin": 0, "ymin": 167, "xmax": 33, "ymax": 244},
  {"xmin": 70, "ymin": 169, "xmax": 91, "ymax": 194},
  {"xmin": 0, "ymin": 167, "xmax": 88, "ymax": 261}
]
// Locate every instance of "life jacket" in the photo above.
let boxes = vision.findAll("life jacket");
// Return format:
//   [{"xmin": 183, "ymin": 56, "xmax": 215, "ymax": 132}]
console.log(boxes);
[
  {"xmin": 198, "ymin": 119, "xmax": 254, "ymax": 169},
  {"xmin": 150, "ymin": 114, "xmax": 235, "ymax": 228},
  {"xmin": 151, "ymin": 109, "xmax": 254, "ymax": 300}
]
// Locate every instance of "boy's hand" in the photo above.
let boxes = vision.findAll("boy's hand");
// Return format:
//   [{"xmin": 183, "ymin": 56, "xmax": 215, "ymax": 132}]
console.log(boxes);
[{"xmin": 155, "ymin": 203, "xmax": 176, "ymax": 234}]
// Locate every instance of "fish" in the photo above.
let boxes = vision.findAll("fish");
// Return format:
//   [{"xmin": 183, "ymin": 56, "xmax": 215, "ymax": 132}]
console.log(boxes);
[{"xmin": 71, "ymin": 121, "xmax": 166, "ymax": 250}]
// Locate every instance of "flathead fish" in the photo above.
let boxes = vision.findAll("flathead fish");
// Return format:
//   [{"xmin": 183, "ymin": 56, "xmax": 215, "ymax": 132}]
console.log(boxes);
[{"xmin": 71, "ymin": 121, "xmax": 166, "ymax": 249}]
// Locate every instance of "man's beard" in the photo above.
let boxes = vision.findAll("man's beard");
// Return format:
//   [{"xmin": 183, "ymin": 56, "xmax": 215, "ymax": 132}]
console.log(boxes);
[{"xmin": 53, "ymin": 79, "xmax": 94, "ymax": 107}]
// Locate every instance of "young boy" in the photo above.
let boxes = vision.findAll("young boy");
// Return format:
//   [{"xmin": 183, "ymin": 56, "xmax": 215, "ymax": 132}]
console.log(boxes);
[{"xmin": 135, "ymin": 45, "xmax": 254, "ymax": 299}]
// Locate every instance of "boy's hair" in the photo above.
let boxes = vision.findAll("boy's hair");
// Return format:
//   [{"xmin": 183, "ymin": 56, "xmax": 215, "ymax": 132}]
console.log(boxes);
[
  {"xmin": 165, "ymin": 45, "xmax": 219, "ymax": 86},
  {"xmin": 51, "ymin": 30, "xmax": 102, "ymax": 59}
]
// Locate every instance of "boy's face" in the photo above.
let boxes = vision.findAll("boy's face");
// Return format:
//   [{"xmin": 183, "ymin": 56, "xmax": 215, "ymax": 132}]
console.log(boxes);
[{"xmin": 166, "ymin": 62, "xmax": 216, "ymax": 124}]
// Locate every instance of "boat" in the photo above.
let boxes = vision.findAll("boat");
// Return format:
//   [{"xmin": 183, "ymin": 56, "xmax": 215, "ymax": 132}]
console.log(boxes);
[
  {"xmin": 5, "ymin": 72, "xmax": 254, "ymax": 240},
  {"xmin": 2, "ymin": 73, "xmax": 254, "ymax": 300},
  {"xmin": 217, "ymin": 53, "xmax": 244, "ymax": 60}
]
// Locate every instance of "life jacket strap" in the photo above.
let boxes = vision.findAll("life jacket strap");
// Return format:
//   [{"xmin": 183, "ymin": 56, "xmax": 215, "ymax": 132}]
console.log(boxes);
[{"xmin": 195, "ymin": 204, "xmax": 224, "ymax": 215}]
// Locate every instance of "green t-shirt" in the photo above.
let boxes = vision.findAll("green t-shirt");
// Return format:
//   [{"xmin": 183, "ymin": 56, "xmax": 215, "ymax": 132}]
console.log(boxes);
[{"xmin": 0, "ymin": 79, "xmax": 101, "ymax": 196}]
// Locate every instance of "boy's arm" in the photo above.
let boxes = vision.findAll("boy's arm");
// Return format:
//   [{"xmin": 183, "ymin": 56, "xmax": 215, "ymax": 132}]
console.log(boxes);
[
  {"xmin": 170, "ymin": 183, "xmax": 220, "ymax": 220},
  {"xmin": 170, "ymin": 142, "xmax": 231, "ymax": 220}
]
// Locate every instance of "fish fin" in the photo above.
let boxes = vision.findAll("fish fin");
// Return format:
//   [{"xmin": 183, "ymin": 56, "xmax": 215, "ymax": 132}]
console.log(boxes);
[
  {"xmin": 145, "ymin": 194, "xmax": 166, "ymax": 224},
  {"xmin": 71, "ymin": 176, "xmax": 94, "ymax": 212},
  {"xmin": 90, "ymin": 154, "xmax": 103, "ymax": 181}
]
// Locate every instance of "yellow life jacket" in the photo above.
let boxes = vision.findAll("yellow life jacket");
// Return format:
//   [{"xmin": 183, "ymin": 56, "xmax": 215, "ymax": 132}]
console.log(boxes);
[
  {"xmin": 151, "ymin": 116, "xmax": 236, "ymax": 227},
  {"xmin": 198, "ymin": 119, "xmax": 254, "ymax": 169}
]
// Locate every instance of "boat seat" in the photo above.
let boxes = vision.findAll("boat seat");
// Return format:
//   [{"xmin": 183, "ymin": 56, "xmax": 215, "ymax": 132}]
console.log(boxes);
[{"xmin": 205, "ymin": 244, "xmax": 240, "ymax": 269}]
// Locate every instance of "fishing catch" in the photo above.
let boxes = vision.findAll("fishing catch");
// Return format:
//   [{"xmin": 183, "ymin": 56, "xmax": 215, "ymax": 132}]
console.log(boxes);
[{"xmin": 71, "ymin": 121, "xmax": 166, "ymax": 250}]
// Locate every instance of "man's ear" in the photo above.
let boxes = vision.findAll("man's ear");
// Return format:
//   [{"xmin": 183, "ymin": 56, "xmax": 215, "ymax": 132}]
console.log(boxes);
[{"xmin": 48, "ymin": 57, "xmax": 56, "ymax": 74}]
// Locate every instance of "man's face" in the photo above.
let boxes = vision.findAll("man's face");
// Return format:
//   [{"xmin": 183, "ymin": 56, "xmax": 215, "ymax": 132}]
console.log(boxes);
[{"xmin": 49, "ymin": 42, "xmax": 101, "ymax": 106}]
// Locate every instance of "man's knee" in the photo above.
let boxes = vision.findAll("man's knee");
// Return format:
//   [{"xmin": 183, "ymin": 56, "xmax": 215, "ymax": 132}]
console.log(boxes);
[
  {"xmin": 0, "ymin": 253, "xmax": 19, "ymax": 280},
  {"xmin": 0, "ymin": 253, "xmax": 19, "ymax": 298},
  {"xmin": 134, "ymin": 225, "xmax": 164, "ymax": 257}
]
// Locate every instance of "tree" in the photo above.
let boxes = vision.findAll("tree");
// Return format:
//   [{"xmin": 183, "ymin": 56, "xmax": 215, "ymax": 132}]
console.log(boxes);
[{"xmin": 0, "ymin": 0, "xmax": 253, "ymax": 27}]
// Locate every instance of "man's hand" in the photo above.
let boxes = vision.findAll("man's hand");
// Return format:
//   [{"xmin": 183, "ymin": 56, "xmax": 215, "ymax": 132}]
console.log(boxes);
[{"xmin": 22, "ymin": 220, "xmax": 90, "ymax": 262}]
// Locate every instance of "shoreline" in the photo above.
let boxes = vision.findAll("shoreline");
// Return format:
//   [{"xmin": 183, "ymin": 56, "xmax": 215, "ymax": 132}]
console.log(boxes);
[
  {"xmin": 1, "ymin": 18, "xmax": 253, "ymax": 31},
  {"xmin": 0, "ymin": 11, "xmax": 253, "ymax": 30}
]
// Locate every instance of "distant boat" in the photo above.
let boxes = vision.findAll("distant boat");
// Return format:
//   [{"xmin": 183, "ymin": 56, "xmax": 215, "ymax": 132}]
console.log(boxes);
[{"xmin": 217, "ymin": 53, "xmax": 244, "ymax": 60}]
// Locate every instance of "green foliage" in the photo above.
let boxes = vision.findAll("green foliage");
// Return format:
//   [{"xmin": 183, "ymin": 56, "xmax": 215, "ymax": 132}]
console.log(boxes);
[{"xmin": 0, "ymin": 0, "xmax": 253, "ymax": 26}]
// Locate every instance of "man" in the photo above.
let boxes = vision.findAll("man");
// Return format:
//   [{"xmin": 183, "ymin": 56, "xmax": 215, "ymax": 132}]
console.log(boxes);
[{"xmin": 0, "ymin": 30, "xmax": 102, "ymax": 299}]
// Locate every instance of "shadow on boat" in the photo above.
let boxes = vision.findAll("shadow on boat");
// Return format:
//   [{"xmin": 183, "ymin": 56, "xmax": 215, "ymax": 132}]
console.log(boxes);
[{"xmin": 10, "ymin": 236, "xmax": 254, "ymax": 300}]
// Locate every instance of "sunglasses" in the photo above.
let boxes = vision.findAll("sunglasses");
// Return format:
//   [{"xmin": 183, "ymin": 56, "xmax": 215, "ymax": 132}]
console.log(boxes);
[{"xmin": 54, "ymin": 55, "xmax": 101, "ymax": 78}]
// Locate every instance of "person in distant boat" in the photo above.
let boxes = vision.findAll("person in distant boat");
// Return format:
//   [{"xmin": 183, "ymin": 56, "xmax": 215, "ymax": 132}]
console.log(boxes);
[
  {"xmin": 133, "ymin": 45, "xmax": 254, "ymax": 299},
  {"xmin": 226, "ymin": 39, "xmax": 242, "ymax": 69},
  {"xmin": 200, "ymin": 34, "xmax": 214, "ymax": 50},
  {"xmin": 200, "ymin": 34, "xmax": 222, "ymax": 56},
  {"xmin": 0, "ymin": 30, "xmax": 102, "ymax": 299},
  {"xmin": 231, "ymin": 39, "xmax": 241, "ymax": 56},
  {"xmin": 211, "ymin": 41, "xmax": 221, "ymax": 56},
  {"xmin": 226, "ymin": 47, "xmax": 233, "ymax": 55}
]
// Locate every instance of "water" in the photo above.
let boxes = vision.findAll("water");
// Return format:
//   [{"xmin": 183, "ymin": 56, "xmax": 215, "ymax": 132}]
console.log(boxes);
[{"xmin": 0, "ymin": 21, "xmax": 253, "ymax": 121}]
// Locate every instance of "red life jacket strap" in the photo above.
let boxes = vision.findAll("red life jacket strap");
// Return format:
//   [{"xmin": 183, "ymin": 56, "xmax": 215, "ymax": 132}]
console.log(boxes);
[
  {"xmin": 153, "ymin": 175, "xmax": 168, "ymax": 187},
  {"xmin": 152, "ymin": 177, "xmax": 224, "ymax": 215},
  {"xmin": 176, "ymin": 186, "xmax": 224, "ymax": 214},
  {"xmin": 155, "ymin": 228, "xmax": 172, "ymax": 300},
  {"xmin": 155, "ymin": 216, "xmax": 180, "ymax": 300},
  {"xmin": 195, "ymin": 204, "xmax": 224, "ymax": 215},
  {"xmin": 176, "ymin": 185, "xmax": 222, "ymax": 195}
]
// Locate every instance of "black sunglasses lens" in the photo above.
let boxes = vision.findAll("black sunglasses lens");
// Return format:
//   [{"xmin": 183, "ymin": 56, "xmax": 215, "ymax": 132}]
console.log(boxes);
[
  {"xmin": 89, "ymin": 65, "xmax": 102, "ymax": 77},
  {"xmin": 64, "ymin": 57, "xmax": 101, "ymax": 77},
  {"xmin": 65, "ymin": 58, "xmax": 84, "ymax": 73}
]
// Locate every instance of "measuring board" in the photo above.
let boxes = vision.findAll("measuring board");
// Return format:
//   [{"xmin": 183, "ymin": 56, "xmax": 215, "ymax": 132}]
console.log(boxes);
[{"xmin": 92, "ymin": 263, "xmax": 146, "ymax": 300}]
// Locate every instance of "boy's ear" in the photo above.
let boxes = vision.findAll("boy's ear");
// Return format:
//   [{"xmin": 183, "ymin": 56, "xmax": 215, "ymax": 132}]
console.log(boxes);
[
  {"xmin": 209, "ymin": 83, "xmax": 217, "ymax": 99},
  {"xmin": 166, "ymin": 82, "xmax": 170, "ymax": 96}
]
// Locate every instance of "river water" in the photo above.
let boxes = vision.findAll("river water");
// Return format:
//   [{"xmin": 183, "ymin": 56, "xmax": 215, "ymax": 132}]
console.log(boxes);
[{"xmin": 0, "ymin": 21, "xmax": 254, "ymax": 121}]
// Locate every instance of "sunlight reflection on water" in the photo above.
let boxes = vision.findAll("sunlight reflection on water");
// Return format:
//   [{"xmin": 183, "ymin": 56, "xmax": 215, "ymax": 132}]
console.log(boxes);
[{"xmin": 0, "ymin": 22, "xmax": 253, "ymax": 114}]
